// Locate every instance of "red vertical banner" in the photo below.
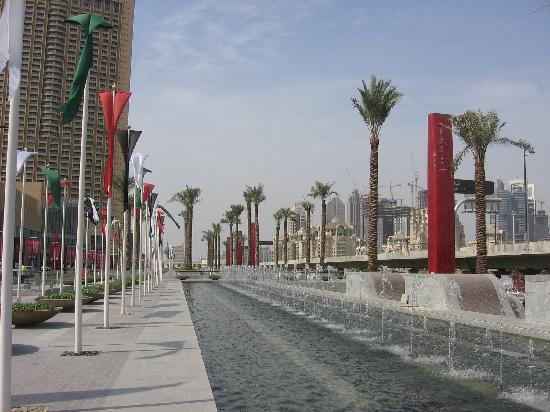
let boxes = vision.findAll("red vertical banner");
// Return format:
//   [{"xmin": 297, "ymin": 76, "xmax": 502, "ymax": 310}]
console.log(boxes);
[
  {"xmin": 225, "ymin": 238, "xmax": 231, "ymax": 266},
  {"xmin": 249, "ymin": 223, "xmax": 256, "ymax": 266},
  {"xmin": 428, "ymin": 113, "xmax": 455, "ymax": 273}
]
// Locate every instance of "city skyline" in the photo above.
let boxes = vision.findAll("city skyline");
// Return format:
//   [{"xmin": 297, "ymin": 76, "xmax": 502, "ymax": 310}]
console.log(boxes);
[{"xmin": 125, "ymin": 1, "xmax": 550, "ymax": 258}]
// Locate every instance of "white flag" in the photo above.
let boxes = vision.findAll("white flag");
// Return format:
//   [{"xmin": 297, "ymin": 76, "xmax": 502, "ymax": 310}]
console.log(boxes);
[
  {"xmin": 130, "ymin": 153, "xmax": 148, "ymax": 187},
  {"xmin": 16, "ymin": 150, "xmax": 36, "ymax": 176},
  {"xmin": 0, "ymin": 0, "xmax": 25, "ymax": 98}
]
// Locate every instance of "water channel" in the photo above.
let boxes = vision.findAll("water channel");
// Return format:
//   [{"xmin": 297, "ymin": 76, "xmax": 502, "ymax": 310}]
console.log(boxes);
[{"xmin": 183, "ymin": 280, "xmax": 550, "ymax": 411}]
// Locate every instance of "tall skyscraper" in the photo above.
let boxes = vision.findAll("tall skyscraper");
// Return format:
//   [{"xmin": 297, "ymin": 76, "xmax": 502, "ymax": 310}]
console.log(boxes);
[
  {"xmin": 0, "ymin": 0, "xmax": 135, "ymax": 218},
  {"xmin": 492, "ymin": 178, "xmax": 545, "ymax": 242},
  {"xmin": 326, "ymin": 196, "xmax": 345, "ymax": 223},
  {"xmin": 347, "ymin": 190, "xmax": 361, "ymax": 237}
]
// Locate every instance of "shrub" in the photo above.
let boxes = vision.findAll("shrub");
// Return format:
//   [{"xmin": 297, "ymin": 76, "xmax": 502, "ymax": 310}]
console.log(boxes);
[
  {"xmin": 44, "ymin": 290, "xmax": 76, "ymax": 299},
  {"xmin": 13, "ymin": 303, "xmax": 52, "ymax": 311}
]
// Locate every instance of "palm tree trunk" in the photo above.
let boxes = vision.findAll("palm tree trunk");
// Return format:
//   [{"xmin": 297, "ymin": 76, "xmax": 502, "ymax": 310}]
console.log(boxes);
[
  {"xmin": 321, "ymin": 201, "xmax": 326, "ymax": 266},
  {"xmin": 185, "ymin": 207, "xmax": 193, "ymax": 270},
  {"xmin": 475, "ymin": 156, "xmax": 487, "ymax": 273},
  {"xmin": 254, "ymin": 203, "xmax": 260, "ymax": 267},
  {"xmin": 275, "ymin": 223, "xmax": 280, "ymax": 267},
  {"xmin": 246, "ymin": 202, "xmax": 252, "ymax": 265},
  {"xmin": 367, "ymin": 138, "xmax": 379, "ymax": 272},
  {"xmin": 306, "ymin": 210, "xmax": 311, "ymax": 266},
  {"xmin": 283, "ymin": 217, "xmax": 288, "ymax": 264}
]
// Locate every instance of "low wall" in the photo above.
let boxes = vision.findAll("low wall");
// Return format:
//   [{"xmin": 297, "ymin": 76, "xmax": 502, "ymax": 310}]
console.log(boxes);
[
  {"xmin": 525, "ymin": 275, "xmax": 550, "ymax": 324},
  {"xmin": 345, "ymin": 271, "xmax": 524, "ymax": 319}
]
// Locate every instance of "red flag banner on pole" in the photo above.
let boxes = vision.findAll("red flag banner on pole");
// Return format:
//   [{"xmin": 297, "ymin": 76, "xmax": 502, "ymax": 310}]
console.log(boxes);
[
  {"xmin": 101, "ymin": 208, "xmax": 107, "ymax": 235},
  {"xmin": 99, "ymin": 90, "xmax": 131, "ymax": 198},
  {"xmin": 142, "ymin": 183, "xmax": 155, "ymax": 205}
]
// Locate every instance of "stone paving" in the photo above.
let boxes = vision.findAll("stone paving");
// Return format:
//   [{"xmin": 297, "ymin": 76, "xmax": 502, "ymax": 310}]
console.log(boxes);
[{"xmin": 11, "ymin": 273, "xmax": 217, "ymax": 412}]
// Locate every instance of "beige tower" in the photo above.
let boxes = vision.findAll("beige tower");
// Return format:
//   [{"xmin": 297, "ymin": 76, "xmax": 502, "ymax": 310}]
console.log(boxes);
[{"xmin": 0, "ymin": 0, "xmax": 135, "ymax": 219}]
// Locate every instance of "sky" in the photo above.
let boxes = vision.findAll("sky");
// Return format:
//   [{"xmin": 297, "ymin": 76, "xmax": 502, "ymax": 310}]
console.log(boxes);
[{"xmin": 128, "ymin": 0, "xmax": 550, "ymax": 259}]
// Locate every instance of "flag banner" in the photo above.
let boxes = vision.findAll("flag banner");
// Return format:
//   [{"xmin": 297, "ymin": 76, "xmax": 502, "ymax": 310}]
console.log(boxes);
[
  {"xmin": 84, "ymin": 196, "xmax": 99, "ymax": 225},
  {"xmin": 0, "ymin": 0, "xmax": 25, "ymax": 98},
  {"xmin": 42, "ymin": 166, "xmax": 62, "ymax": 209},
  {"xmin": 142, "ymin": 183, "xmax": 155, "ymax": 205},
  {"xmin": 148, "ymin": 193, "xmax": 158, "ymax": 236},
  {"xmin": 101, "ymin": 207, "xmax": 107, "ymax": 235},
  {"xmin": 143, "ymin": 167, "xmax": 152, "ymax": 176},
  {"xmin": 157, "ymin": 205, "xmax": 181, "ymax": 229},
  {"xmin": 135, "ymin": 186, "xmax": 142, "ymax": 210},
  {"xmin": 157, "ymin": 211, "xmax": 165, "ymax": 234},
  {"xmin": 117, "ymin": 129, "xmax": 142, "ymax": 211},
  {"xmin": 111, "ymin": 219, "xmax": 121, "ymax": 241},
  {"xmin": 59, "ymin": 13, "xmax": 111, "ymax": 123},
  {"xmin": 100, "ymin": 90, "xmax": 131, "ymax": 197},
  {"xmin": 148, "ymin": 193, "xmax": 158, "ymax": 216},
  {"xmin": 131, "ymin": 152, "xmax": 148, "ymax": 187},
  {"xmin": 16, "ymin": 150, "xmax": 36, "ymax": 176}
]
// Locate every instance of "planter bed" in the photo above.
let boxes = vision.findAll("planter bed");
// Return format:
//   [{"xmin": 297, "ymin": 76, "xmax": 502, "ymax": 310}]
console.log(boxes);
[{"xmin": 12, "ymin": 303, "xmax": 61, "ymax": 327}]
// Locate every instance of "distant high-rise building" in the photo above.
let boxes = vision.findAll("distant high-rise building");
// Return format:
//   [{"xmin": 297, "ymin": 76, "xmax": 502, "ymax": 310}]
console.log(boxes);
[
  {"xmin": 492, "ymin": 178, "xmax": 545, "ymax": 242},
  {"xmin": 417, "ymin": 189, "xmax": 428, "ymax": 209},
  {"xmin": 0, "ymin": 0, "xmax": 136, "ymax": 218},
  {"xmin": 326, "ymin": 196, "xmax": 345, "ymax": 224},
  {"xmin": 347, "ymin": 190, "xmax": 361, "ymax": 237},
  {"xmin": 289, "ymin": 201, "xmax": 306, "ymax": 234}
]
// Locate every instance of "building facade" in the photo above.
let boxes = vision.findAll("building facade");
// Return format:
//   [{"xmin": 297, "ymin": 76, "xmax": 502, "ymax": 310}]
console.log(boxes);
[
  {"xmin": 347, "ymin": 189, "xmax": 361, "ymax": 238},
  {"xmin": 326, "ymin": 196, "xmax": 345, "ymax": 224},
  {"xmin": 0, "ymin": 0, "xmax": 135, "ymax": 220}
]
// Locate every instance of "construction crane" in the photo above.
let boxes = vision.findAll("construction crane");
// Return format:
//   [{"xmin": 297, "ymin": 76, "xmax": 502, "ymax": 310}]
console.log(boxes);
[{"xmin": 379, "ymin": 182, "xmax": 401, "ymax": 201}]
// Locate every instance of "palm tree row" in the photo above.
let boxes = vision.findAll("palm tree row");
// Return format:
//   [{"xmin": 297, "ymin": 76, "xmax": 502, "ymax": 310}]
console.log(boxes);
[
  {"xmin": 170, "ymin": 186, "xmax": 201, "ymax": 270},
  {"xmin": 272, "ymin": 181, "xmax": 336, "ymax": 268},
  {"xmin": 218, "ymin": 184, "xmax": 266, "ymax": 267}
]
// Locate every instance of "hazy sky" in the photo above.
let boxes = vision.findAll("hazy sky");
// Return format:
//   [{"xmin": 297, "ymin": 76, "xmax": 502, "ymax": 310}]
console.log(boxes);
[{"xmin": 128, "ymin": 0, "xmax": 550, "ymax": 259}]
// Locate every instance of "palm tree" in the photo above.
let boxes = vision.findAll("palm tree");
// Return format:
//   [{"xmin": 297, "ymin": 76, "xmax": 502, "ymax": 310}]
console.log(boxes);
[
  {"xmin": 309, "ymin": 181, "xmax": 337, "ymax": 267},
  {"xmin": 201, "ymin": 230, "xmax": 214, "ymax": 269},
  {"xmin": 230, "ymin": 204, "xmax": 245, "ymax": 265},
  {"xmin": 301, "ymin": 200, "xmax": 315, "ymax": 266},
  {"xmin": 273, "ymin": 209, "xmax": 284, "ymax": 267},
  {"xmin": 453, "ymin": 110, "xmax": 533, "ymax": 273},
  {"xmin": 222, "ymin": 211, "xmax": 233, "ymax": 265},
  {"xmin": 243, "ymin": 187, "xmax": 254, "ymax": 266},
  {"xmin": 170, "ymin": 186, "xmax": 201, "ymax": 270},
  {"xmin": 279, "ymin": 208, "xmax": 294, "ymax": 265},
  {"xmin": 352, "ymin": 75, "xmax": 402, "ymax": 271},
  {"xmin": 212, "ymin": 222, "xmax": 221, "ymax": 269},
  {"xmin": 250, "ymin": 184, "xmax": 266, "ymax": 266}
]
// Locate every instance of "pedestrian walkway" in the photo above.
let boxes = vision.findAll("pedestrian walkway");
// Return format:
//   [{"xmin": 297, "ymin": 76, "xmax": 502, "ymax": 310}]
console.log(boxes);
[{"xmin": 12, "ymin": 273, "xmax": 217, "ymax": 411}]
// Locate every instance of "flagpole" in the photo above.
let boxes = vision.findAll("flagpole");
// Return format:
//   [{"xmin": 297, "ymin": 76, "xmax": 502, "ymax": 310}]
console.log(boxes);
[
  {"xmin": 100, "ymin": 229, "xmax": 104, "ymax": 283},
  {"xmin": 41, "ymin": 180, "xmax": 48, "ymax": 296},
  {"xmin": 59, "ymin": 184, "xmax": 67, "ymax": 291},
  {"xmin": 85, "ymin": 219, "xmax": 89, "ymax": 287},
  {"xmin": 103, "ymin": 196, "xmax": 111, "ymax": 328},
  {"xmin": 138, "ymin": 206, "xmax": 143, "ymax": 301},
  {"xmin": 0, "ymin": 80, "xmax": 19, "ymax": 412},
  {"xmin": 16, "ymin": 159, "xmax": 27, "ymax": 303},
  {"xmin": 73, "ymin": 78, "xmax": 90, "ymax": 354},
  {"xmin": 103, "ymin": 82, "xmax": 116, "ymax": 328},
  {"xmin": 93, "ymin": 225, "xmax": 97, "ymax": 284},
  {"xmin": 145, "ymin": 200, "xmax": 150, "ymax": 294},
  {"xmin": 131, "ymin": 187, "xmax": 137, "ymax": 306},
  {"xmin": 121, "ymin": 209, "xmax": 128, "ymax": 314}
]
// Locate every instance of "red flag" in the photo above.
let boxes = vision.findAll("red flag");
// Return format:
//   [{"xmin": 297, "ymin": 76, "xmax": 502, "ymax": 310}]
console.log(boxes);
[
  {"xmin": 142, "ymin": 183, "xmax": 155, "ymax": 204},
  {"xmin": 100, "ymin": 90, "xmax": 131, "ymax": 198},
  {"xmin": 157, "ymin": 211, "xmax": 165, "ymax": 234},
  {"xmin": 101, "ymin": 208, "xmax": 107, "ymax": 235}
]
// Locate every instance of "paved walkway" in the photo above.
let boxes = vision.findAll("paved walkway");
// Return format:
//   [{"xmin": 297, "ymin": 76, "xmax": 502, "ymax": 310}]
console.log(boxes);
[{"xmin": 12, "ymin": 273, "xmax": 217, "ymax": 412}]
